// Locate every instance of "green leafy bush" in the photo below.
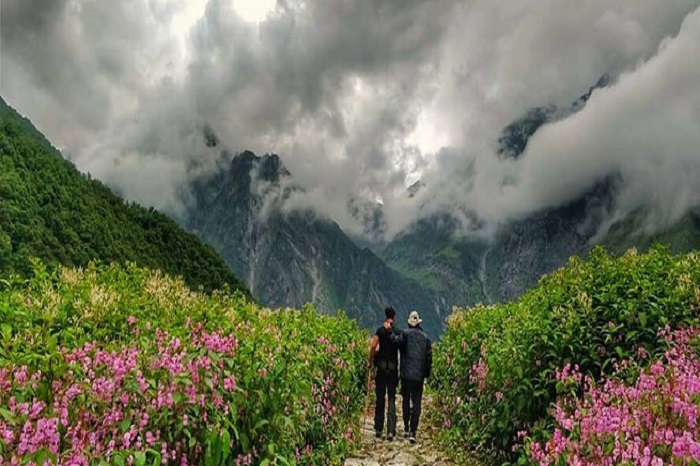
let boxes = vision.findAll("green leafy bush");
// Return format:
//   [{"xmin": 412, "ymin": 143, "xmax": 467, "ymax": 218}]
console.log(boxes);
[
  {"xmin": 0, "ymin": 262, "xmax": 368, "ymax": 465},
  {"xmin": 431, "ymin": 245, "xmax": 700, "ymax": 462}
]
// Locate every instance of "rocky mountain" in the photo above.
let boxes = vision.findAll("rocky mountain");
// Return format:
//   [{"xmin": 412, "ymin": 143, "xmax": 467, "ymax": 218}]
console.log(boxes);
[
  {"xmin": 481, "ymin": 177, "xmax": 620, "ymax": 302},
  {"xmin": 176, "ymin": 69, "xmax": 698, "ymax": 334},
  {"xmin": 600, "ymin": 207, "xmax": 700, "ymax": 255},
  {"xmin": 171, "ymin": 72, "xmax": 696, "ymax": 334},
  {"xmin": 183, "ymin": 151, "xmax": 445, "ymax": 336},
  {"xmin": 378, "ymin": 74, "xmax": 700, "ymax": 309},
  {"xmin": 497, "ymin": 73, "xmax": 611, "ymax": 159},
  {"xmin": 381, "ymin": 213, "xmax": 490, "ymax": 308},
  {"xmin": 381, "ymin": 181, "xmax": 700, "ymax": 310}
]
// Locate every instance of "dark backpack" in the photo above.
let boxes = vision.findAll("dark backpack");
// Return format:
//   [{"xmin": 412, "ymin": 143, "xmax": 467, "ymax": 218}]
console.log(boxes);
[{"xmin": 374, "ymin": 357, "xmax": 398, "ymax": 373}]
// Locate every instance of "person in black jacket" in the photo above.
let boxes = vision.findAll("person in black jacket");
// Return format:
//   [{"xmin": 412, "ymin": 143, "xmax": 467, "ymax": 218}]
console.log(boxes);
[
  {"xmin": 393, "ymin": 311, "xmax": 432, "ymax": 444},
  {"xmin": 370, "ymin": 306, "xmax": 400, "ymax": 440}
]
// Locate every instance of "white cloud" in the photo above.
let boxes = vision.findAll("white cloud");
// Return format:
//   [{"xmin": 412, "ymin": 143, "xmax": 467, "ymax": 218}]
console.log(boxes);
[
  {"xmin": 500, "ymin": 7, "xmax": 700, "ymax": 224},
  {"xmin": 2, "ymin": 0, "xmax": 699, "ymax": 239}
]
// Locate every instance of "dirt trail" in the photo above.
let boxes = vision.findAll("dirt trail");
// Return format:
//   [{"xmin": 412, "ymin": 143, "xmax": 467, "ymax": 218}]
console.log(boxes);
[{"xmin": 344, "ymin": 394, "xmax": 455, "ymax": 466}]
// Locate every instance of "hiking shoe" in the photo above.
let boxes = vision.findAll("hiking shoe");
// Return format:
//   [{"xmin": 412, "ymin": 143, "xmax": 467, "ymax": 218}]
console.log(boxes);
[
  {"xmin": 408, "ymin": 433, "xmax": 416, "ymax": 444},
  {"xmin": 403, "ymin": 430, "xmax": 410, "ymax": 438},
  {"xmin": 387, "ymin": 433, "xmax": 395, "ymax": 442},
  {"xmin": 375, "ymin": 431, "xmax": 382, "ymax": 439}
]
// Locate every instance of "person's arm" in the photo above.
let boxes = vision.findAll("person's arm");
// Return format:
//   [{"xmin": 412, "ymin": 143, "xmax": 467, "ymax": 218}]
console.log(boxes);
[
  {"xmin": 390, "ymin": 325, "xmax": 405, "ymax": 347},
  {"xmin": 369, "ymin": 334, "xmax": 379, "ymax": 363}
]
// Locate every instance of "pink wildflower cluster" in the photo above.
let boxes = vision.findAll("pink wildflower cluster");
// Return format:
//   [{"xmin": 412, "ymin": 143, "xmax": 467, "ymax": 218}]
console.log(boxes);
[
  {"xmin": 309, "ymin": 334, "xmax": 351, "ymax": 428},
  {"xmin": 0, "ymin": 324, "xmax": 242, "ymax": 465},
  {"xmin": 294, "ymin": 444, "xmax": 314, "ymax": 462},
  {"xmin": 316, "ymin": 335, "xmax": 338, "ymax": 353},
  {"xmin": 525, "ymin": 328, "xmax": 700, "ymax": 466},
  {"xmin": 469, "ymin": 345, "xmax": 489, "ymax": 394},
  {"xmin": 313, "ymin": 376, "xmax": 339, "ymax": 426},
  {"xmin": 555, "ymin": 363, "xmax": 584, "ymax": 385},
  {"xmin": 189, "ymin": 322, "xmax": 238, "ymax": 355}
]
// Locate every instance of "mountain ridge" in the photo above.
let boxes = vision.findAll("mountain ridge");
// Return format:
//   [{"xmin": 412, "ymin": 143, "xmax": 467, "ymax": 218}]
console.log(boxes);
[
  {"xmin": 182, "ymin": 150, "xmax": 446, "ymax": 336},
  {"xmin": 376, "ymin": 72, "xmax": 700, "ymax": 309}
]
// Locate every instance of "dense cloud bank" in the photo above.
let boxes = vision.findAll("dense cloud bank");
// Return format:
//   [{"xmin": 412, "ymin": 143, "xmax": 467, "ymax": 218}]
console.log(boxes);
[{"xmin": 2, "ymin": 0, "xmax": 700, "ymax": 237}]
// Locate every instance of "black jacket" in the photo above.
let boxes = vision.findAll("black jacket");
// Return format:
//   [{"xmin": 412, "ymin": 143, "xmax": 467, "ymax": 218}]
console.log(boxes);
[{"xmin": 393, "ymin": 325, "xmax": 432, "ymax": 382}]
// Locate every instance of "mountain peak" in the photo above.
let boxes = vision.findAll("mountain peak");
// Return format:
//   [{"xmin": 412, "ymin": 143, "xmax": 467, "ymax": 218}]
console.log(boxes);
[
  {"xmin": 407, "ymin": 180, "xmax": 426, "ymax": 198},
  {"xmin": 258, "ymin": 153, "xmax": 290, "ymax": 181},
  {"xmin": 202, "ymin": 123, "xmax": 219, "ymax": 148},
  {"xmin": 228, "ymin": 151, "xmax": 290, "ymax": 181},
  {"xmin": 236, "ymin": 149, "xmax": 258, "ymax": 162},
  {"xmin": 497, "ymin": 73, "xmax": 612, "ymax": 159},
  {"xmin": 184, "ymin": 151, "xmax": 445, "ymax": 336}
]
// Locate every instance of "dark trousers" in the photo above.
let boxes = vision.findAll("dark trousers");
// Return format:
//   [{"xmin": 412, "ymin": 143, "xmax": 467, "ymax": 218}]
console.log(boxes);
[
  {"xmin": 374, "ymin": 369, "xmax": 398, "ymax": 435},
  {"xmin": 401, "ymin": 378, "xmax": 424, "ymax": 434}
]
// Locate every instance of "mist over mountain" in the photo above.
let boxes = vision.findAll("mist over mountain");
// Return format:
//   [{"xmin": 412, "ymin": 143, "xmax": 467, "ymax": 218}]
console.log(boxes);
[
  {"xmin": 4, "ymin": 0, "xmax": 700, "ymax": 242},
  {"xmin": 374, "ymin": 76, "xmax": 700, "ymax": 309},
  {"xmin": 496, "ymin": 74, "xmax": 612, "ymax": 160},
  {"xmin": 168, "ymin": 80, "xmax": 700, "ymax": 332},
  {"xmin": 177, "ymin": 65, "xmax": 699, "ymax": 324},
  {"xmin": 182, "ymin": 150, "xmax": 445, "ymax": 336},
  {"xmin": 3, "ymin": 0, "xmax": 700, "ymax": 335}
]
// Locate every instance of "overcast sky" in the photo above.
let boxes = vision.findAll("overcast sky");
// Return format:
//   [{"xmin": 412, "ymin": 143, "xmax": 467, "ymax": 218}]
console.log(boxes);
[{"xmin": 2, "ymin": 0, "xmax": 700, "ymax": 238}]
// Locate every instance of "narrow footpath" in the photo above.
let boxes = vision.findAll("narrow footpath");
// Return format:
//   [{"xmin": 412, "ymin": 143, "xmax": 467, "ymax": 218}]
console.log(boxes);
[{"xmin": 344, "ymin": 395, "xmax": 455, "ymax": 466}]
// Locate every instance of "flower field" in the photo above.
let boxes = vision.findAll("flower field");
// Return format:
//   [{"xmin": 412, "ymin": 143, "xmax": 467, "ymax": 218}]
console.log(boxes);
[
  {"xmin": 523, "ymin": 327, "xmax": 700, "ymax": 465},
  {"xmin": 431, "ymin": 245, "xmax": 700, "ymax": 464},
  {"xmin": 0, "ymin": 262, "xmax": 369, "ymax": 465}
]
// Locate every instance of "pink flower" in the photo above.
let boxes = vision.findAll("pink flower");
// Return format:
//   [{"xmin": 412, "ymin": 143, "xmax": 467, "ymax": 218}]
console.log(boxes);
[
  {"xmin": 525, "ymin": 328, "xmax": 700, "ymax": 466},
  {"xmin": 223, "ymin": 375, "xmax": 236, "ymax": 392}
]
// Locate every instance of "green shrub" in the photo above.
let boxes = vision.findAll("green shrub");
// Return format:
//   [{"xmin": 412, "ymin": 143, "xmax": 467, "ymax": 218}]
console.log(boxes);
[
  {"xmin": 0, "ymin": 262, "xmax": 368, "ymax": 465},
  {"xmin": 431, "ymin": 245, "xmax": 700, "ymax": 462}
]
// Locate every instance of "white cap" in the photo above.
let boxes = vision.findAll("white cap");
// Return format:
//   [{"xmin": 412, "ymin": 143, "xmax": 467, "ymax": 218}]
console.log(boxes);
[{"xmin": 407, "ymin": 311, "xmax": 422, "ymax": 327}]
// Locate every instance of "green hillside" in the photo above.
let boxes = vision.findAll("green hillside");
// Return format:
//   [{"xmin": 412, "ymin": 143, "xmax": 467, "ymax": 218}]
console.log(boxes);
[
  {"xmin": 0, "ymin": 97, "xmax": 247, "ymax": 294},
  {"xmin": 601, "ymin": 207, "xmax": 700, "ymax": 254}
]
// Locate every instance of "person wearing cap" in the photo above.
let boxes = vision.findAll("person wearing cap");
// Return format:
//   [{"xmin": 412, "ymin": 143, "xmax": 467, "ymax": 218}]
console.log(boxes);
[
  {"xmin": 392, "ymin": 310, "xmax": 432, "ymax": 444},
  {"xmin": 369, "ymin": 306, "xmax": 400, "ymax": 440}
]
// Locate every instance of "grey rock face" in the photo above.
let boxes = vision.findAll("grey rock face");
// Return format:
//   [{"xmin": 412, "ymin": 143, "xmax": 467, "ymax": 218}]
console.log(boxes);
[
  {"xmin": 380, "ymin": 175, "xmax": 700, "ymax": 311},
  {"xmin": 178, "ymin": 74, "xmax": 700, "ymax": 336},
  {"xmin": 183, "ymin": 151, "xmax": 445, "ymax": 336},
  {"xmin": 497, "ymin": 73, "xmax": 611, "ymax": 159}
]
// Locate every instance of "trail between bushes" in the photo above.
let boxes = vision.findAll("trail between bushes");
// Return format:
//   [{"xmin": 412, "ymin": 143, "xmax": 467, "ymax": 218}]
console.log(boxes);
[{"xmin": 344, "ymin": 395, "xmax": 456, "ymax": 466}]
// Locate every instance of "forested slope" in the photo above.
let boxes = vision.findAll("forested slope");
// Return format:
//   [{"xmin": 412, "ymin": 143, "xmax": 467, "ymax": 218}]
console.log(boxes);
[{"xmin": 0, "ymin": 97, "xmax": 247, "ymax": 294}]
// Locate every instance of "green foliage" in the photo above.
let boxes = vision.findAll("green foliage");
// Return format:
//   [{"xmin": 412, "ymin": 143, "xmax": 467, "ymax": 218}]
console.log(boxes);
[
  {"xmin": 381, "ymin": 218, "xmax": 490, "ymax": 307},
  {"xmin": 0, "ymin": 262, "xmax": 368, "ymax": 464},
  {"xmin": 0, "ymin": 97, "xmax": 248, "ymax": 295},
  {"xmin": 431, "ymin": 245, "xmax": 700, "ymax": 462},
  {"xmin": 602, "ymin": 208, "xmax": 700, "ymax": 255}
]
